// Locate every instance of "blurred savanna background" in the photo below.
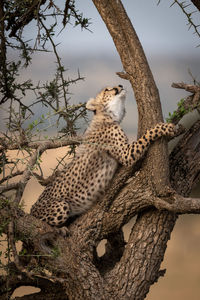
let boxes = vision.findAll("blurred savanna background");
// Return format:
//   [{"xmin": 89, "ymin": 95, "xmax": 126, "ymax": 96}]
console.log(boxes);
[{"xmin": 1, "ymin": 0, "xmax": 200, "ymax": 299}]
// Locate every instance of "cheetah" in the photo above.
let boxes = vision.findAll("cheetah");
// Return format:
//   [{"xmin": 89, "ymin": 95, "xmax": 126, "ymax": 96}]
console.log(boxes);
[{"xmin": 31, "ymin": 85, "xmax": 181, "ymax": 227}]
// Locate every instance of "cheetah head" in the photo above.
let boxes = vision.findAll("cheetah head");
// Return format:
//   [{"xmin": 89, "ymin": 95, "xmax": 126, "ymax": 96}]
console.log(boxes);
[{"xmin": 86, "ymin": 85, "xmax": 126, "ymax": 123}]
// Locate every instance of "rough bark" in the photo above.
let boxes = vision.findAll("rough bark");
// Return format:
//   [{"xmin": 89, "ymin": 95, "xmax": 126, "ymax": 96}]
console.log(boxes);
[
  {"xmin": 170, "ymin": 120, "xmax": 200, "ymax": 194},
  {"xmin": 191, "ymin": 0, "xmax": 200, "ymax": 11}
]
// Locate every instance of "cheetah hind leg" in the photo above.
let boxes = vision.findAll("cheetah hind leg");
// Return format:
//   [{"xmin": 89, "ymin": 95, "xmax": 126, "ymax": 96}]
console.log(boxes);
[{"xmin": 40, "ymin": 199, "xmax": 71, "ymax": 237}]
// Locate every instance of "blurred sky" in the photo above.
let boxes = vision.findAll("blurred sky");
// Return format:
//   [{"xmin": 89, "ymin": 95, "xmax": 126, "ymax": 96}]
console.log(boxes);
[
  {"xmin": 63, "ymin": 0, "xmax": 199, "ymax": 55},
  {"xmin": 19, "ymin": 0, "xmax": 200, "ymax": 136}
]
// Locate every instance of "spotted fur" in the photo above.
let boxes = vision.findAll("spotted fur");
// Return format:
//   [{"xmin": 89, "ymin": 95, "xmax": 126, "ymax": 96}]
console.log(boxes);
[{"xmin": 31, "ymin": 85, "xmax": 180, "ymax": 227}]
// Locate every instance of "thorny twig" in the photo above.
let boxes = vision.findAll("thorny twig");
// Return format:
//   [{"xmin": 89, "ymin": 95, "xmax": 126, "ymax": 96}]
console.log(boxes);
[
  {"xmin": 39, "ymin": 18, "xmax": 68, "ymax": 109},
  {"xmin": 170, "ymin": 0, "xmax": 200, "ymax": 44},
  {"xmin": 0, "ymin": 137, "xmax": 82, "ymax": 195}
]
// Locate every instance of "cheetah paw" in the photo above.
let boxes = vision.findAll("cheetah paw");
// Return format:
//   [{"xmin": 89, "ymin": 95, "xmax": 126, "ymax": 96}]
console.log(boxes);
[
  {"xmin": 170, "ymin": 123, "xmax": 186, "ymax": 137},
  {"xmin": 164, "ymin": 123, "xmax": 185, "ymax": 137},
  {"xmin": 56, "ymin": 226, "xmax": 70, "ymax": 238}
]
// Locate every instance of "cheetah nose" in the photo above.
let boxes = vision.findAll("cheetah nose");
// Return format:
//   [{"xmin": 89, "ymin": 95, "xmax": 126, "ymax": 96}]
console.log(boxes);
[{"xmin": 118, "ymin": 85, "xmax": 123, "ymax": 89}]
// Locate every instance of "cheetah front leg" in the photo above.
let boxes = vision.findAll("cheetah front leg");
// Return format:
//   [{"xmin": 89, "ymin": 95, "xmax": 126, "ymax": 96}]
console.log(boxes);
[
  {"xmin": 105, "ymin": 122, "xmax": 184, "ymax": 167},
  {"xmin": 127, "ymin": 123, "xmax": 183, "ymax": 166}
]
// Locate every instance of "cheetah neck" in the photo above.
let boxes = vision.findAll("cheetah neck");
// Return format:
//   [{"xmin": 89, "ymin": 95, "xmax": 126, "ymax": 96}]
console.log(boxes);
[
  {"xmin": 84, "ymin": 114, "xmax": 113, "ymax": 138},
  {"xmin": 106, "ymin": 93, "xmax": 126, "ymax": 123}
]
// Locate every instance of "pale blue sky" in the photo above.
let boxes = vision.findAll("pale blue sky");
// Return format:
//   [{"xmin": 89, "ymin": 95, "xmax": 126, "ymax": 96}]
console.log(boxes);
[{"xmin": 61, "ymin": 0, "xmax": 200, "ymax": 55}]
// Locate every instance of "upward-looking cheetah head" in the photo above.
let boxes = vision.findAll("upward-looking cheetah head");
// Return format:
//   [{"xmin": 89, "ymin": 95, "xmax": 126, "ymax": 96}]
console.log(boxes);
[{"xmin": 86, "ymin": 85, "xmax": 126, "ymax": 123}]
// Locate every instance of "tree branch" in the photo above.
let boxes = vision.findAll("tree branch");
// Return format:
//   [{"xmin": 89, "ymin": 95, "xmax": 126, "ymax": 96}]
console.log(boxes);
[
  {"xmin": 6, "ymin": 0, "xmax": 47, "ymax": 37},
  {"xmin": 171, "ymin": 0, "xmax": 200, "ymax": 41},
  {"xmin": 104, "ymin": 209, "xmax": 176, "ymax": 299},
  {"xmin": 0, "ymin": 205, "xmax": 113, "ymax": 299},
  {"xmin": 0, "ymin": 262, "xmax": 67, "ymax": 300},
  {"xmin": 172, "ymin": 82, "xmax": 200, "ymax": 93},
  {"xmin": 154, "ymin": 195, "xmax": 200, "ymax": 214},
  {"xmin": 191, "ymin": 0, "xmax": 200, "ymax": 11},
  {"xmin": 0, "ymin": 136, "xmax": 81, "ymax": 151},
  {"xmin": 0, "ymin": 137, "xmax": 81, "ymax": 195},
  {"xmin": 170, "ymin": 119, "xmax": 200, "ymax": 194}
]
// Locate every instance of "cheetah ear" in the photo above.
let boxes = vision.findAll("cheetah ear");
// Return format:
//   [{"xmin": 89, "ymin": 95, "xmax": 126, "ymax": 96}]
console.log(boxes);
[{"xmin": 86, "ymin": 98, "xmax": 96, "ymax": 111}]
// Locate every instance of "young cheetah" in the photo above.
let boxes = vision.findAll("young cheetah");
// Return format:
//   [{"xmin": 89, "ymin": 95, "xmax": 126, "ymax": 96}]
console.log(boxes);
[{"xmin": 31, "ymin": 85, "xmax": 181, "ymax": 227}]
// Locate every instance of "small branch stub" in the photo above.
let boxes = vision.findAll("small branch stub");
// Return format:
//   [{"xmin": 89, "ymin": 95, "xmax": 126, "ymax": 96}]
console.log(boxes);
[{"xmin": 116, "ymin": 71, "xmax": 130, "ymax": 80}]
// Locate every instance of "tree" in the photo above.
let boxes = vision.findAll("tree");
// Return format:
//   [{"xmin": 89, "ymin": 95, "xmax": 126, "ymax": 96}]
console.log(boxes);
[{"xmin": 0, "ymin": 0, "xmax": 200, "ymax": 299}]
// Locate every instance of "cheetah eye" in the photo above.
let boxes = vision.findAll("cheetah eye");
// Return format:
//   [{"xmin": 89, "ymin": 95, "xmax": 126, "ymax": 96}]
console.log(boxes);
[
  {"xmin": 105, "ymin": 88, "xmax": 109, "ymax": 92},
  {"xmin": 113, "ymin": 87, "xmax": 119, "ymax": 95}
]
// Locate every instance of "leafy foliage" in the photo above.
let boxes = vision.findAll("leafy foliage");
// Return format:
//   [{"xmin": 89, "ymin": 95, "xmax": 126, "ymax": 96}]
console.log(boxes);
[{"xmin": 166, "ymin": 98, "xmax": 191, "ymax": 122}]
